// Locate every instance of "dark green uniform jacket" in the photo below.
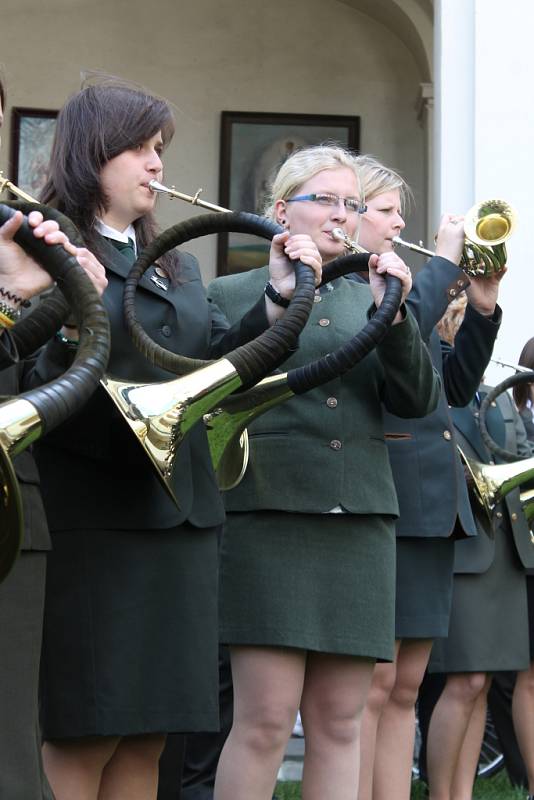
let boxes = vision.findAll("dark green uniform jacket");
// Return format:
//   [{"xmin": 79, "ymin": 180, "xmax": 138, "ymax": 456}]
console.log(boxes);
[
  {"xmin": 31, "ymin": 237, "xmax": 269, "ymax": 531},
  {"xmin": 208, "ymin": 266, "xmax": 440, "ymax": 515}
]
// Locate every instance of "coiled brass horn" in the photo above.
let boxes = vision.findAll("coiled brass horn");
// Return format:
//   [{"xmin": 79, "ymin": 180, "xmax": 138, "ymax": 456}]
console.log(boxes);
[
  {"xmin": 135, "ymin": 184, "xmax": 403, "ymax": 491},
  {"xmin": 0, "ymin": 203, "xmax": 110, "ymax": 581},
  {"xmin": 391, "ymin": 199, "xmax": 516, "ymax": 277},
  {"xmin": 458, "ymin": 446, "xmax": 534, "ymax": 524},
  {"xmin": 101, "ymin": 210, "xmax": 318, "ymax": 507},
  {"xmin": 465, "ymin": 370, "xmax": 534, "ymax": 527}
]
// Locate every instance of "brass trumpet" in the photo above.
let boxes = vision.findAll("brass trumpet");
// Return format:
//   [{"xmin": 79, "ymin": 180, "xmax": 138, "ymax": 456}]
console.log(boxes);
[{"xmin": 391, "ymin": 199, "xmax": 516, "ymax": 277}]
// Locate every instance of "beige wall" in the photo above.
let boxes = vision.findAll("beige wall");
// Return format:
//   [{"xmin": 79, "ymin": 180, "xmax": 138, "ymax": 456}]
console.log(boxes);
[{"xmin": 1, "ymin": 0, "xmax": 428, "ymax": 281}]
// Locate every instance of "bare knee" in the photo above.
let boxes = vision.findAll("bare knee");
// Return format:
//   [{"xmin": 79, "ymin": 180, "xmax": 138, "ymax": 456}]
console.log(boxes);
[
  {"xmin": 306, "ymin": 710, "xmax": 361, "ymax": 749},
  {"xmin": 366, "ymin": 663, "xmax": 397, "ymax": 716},
  {"xmin": 516, "ymin": 664, "xmax": 534, "ymax": 696},
  {"xmin": 444, "ymin": 673, "xmax": 488, "ymax": 706},
  {"xmin": 234, "ymin": 704, "xmax": 297, "ymax": 756},
  {"xmin": 389, "ymin": 669, "xmax": 425, "ymax": 711}
]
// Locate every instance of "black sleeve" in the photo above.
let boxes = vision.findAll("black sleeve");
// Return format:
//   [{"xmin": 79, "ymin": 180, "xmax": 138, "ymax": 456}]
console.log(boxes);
[{"xmin": 441, "ymin": 303, "xmax": 501, "ymax": 407}]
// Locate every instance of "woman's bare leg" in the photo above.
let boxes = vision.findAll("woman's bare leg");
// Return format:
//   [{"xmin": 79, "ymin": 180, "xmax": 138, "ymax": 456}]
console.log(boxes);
[
  {"xmin": 450, "ymin": 683, "xmax": 490, "ymax": 800},
  {"xmin": 426, "ymin": 672, "xmax": 488, "ymax": 800},
  {"xmin": 98, "ymin": 734, "xmax": 166, "ymax": 800},
  {"xmin": 513, "ymin": 660, "xmax": 534, "ymax": 794},
  {"xmin": 358, "ymin": 641, "xmax": 400, "ymax": 800},
  {"xmin": 371, "ymin": 638, "xmax": 433, "ymax": 800},
  {"xmin": 43, "ymin": 737, "xmax": 120, "ymax": 800},
  {"xmin": 300, "ymin": 652, "xmax": 375, "ymax": 800},
  {"xmin": 214, "ymin": 646, "xmax": 306, "ymax": 800}
]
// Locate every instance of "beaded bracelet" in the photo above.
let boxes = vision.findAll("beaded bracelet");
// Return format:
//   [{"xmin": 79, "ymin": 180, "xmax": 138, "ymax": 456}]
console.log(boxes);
[{"xmin": 0, "ymin": 300, "xmax": 21, "ymax": 323}]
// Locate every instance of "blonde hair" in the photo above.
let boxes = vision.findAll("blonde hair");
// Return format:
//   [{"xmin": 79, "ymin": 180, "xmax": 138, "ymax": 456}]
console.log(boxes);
[
  {"xmin": 436, "ymin": 294, "xmax": 468, "ymax": 345},
  {"xmin": 354, "ymin": 154, "xmax": 412, "ymax": 213},
  {"xmin": 263, "ymin": 145, "xmax": 413, "ymax": 220},
  {"xmin": 263, "ymin": 144, "xmax": 361, "ymax": 219}
]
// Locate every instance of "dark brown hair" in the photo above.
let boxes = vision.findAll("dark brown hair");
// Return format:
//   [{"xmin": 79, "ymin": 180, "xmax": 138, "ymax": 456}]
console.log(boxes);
[
  {"xmin": 514, "ymin": 337, "xmax": 534, "ymax": 411},
  {"xmin": 41, "ymin": 81, "xmax": 179, "ymax": 280}
]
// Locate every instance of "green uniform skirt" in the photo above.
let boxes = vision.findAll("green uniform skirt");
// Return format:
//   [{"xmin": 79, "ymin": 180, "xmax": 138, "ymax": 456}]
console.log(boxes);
[
  {"xmin": 219, "ymin": 511, "xmax": 396, "ymax": 662},
  {"xmin": 40, "ymin": 524, "xmax": 219, "ymax": 738},
  {"xmin": 395, "ymin": 537, "xmax": 455, "ymax": 639},
  {"xmin": 429, "ymin": 522, "xmax": 530, "ymax": 673}
]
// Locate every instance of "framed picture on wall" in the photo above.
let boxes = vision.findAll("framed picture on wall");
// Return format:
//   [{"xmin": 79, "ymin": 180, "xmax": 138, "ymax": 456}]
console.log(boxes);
[
  {"xmin": 10, "ymin": 107, "xmax": 58, "ymax": 198},
  {"xmin": 217, "ymin": 111, "xmax": 360, "ymax": 275}
]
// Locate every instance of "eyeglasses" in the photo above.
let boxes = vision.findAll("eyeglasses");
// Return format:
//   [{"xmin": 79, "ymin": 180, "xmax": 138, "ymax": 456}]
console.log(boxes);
[{"xmin": 286, "ymin": 193, "xmax": 367, "ymax": 214}]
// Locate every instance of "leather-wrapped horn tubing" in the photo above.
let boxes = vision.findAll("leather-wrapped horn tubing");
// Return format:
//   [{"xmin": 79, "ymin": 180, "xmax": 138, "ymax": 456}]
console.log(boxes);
[
  {"xmin": 479, "ymin": 371, "xmax": 534, "ymax": 462},
  {"xmin": 0, "ymin": 203, "xmax": 110, "ymax": 434},
  {"xmin": 123, "ymin": 212, "xmax": 316, "ymax": 385},
  {"xmin": 7, "ymin": 201, "xmax": 86, "ymax": 358},
  {"xmin": 287, "ymin": 272, "xmax": 402, "ymax": 395},
  {"xmin": 320, "ymin": 252, "xmax": 371, "ymax": 284},
  {"xmin": 11, "ymin": 288, "xmax": 70, "ymax": 358}
]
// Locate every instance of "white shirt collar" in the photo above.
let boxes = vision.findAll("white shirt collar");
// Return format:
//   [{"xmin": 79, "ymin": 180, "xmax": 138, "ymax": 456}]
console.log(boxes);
[{"xmin": 96, "ymin": 219, "xmax": 137, "ymax": 253}]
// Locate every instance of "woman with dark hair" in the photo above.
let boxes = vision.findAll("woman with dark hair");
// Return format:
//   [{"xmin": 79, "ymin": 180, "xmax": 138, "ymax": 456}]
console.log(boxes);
[{"xmin": 33, "ymin": 80, "xmax": 320, "ymax": 800}]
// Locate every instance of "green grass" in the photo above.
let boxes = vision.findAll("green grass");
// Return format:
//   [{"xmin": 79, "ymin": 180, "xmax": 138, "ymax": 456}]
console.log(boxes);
[{"xmin": 275, "ymin": 772, "xmax": 527, "ymax": 799}]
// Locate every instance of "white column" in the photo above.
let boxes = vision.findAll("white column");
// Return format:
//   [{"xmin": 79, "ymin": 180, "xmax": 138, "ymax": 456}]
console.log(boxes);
[
  {"xmin": 474, "ymin": 0, "xmax": 534, "ymax": 383},
  {"xmin": 434, "ymin": 0, "xmax": 475, "ymax": 225},
  {"xmin": 434, "ymin": 0, "xmax": 532, "ymax": 384}
]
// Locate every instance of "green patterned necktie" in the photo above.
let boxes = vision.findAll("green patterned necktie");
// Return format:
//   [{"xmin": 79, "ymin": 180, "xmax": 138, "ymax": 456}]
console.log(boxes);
[{"xmin": 109, "ymin": 237, "xmax": 136, "ymax": 266}]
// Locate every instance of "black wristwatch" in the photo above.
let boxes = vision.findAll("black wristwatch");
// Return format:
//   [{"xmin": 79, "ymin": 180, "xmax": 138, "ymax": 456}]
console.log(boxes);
[{"xmin": 264, "ymin": 281, "xmax": 290, "ymax": 308}]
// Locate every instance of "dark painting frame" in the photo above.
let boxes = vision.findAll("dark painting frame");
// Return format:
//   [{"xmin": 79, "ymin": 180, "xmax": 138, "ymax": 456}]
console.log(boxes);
[
  {"xmin": 10, "ymin": 107, "xmax": 58, "ymax": 199},
  {"xmin": 217, "ymin": 111, "xmax": 360, "ymax": 275}
]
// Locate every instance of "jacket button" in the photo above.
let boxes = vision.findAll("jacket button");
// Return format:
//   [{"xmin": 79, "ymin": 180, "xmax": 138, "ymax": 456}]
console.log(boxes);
[
  {"xmin": 330, "ymin": 439, "xmax": 342, "ymax": 450},
  {"xmin": 443, "ymin": 430, "xmax": 452, "ymax": 441},
  {"xmin": 457, "ymin": 279, "xmax": 465, "ymax": 286},
  {"xmin": 326, "ymin": 397, "xmax": 338, "ymax": 408},
  {"xmin": 496, "ymin": 511, "xmax": 503, "ymax": 519},
  {"xmin": 161, "ymin": 325, "xmax": 172, "ymax": 337},
  {"xmin": 511, "ymin": 512, "xmax": 518, "ymax": 521},
  {"xmin": 449, "ymin": 288, "xmax": 457, "ymax": 297},
  {"xmin": 474, "ymin": 410, "xmax": 480, "ymax": 418},
  {"xmin": 318, "ymin": 318, "xmax": 330, "ymax": 327},
  {"xmin": 314, "ymin": 294, "xmax": 322, "ymax": 303}
]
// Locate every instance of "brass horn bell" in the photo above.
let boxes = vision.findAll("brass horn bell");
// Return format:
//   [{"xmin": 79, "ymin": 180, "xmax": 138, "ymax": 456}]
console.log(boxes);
[
  {"xmin": 458, "ymin": 446, "xmax": 534, "ymax": 524},
  {"xmin": 101, "ymin": 359, "xmax": 243, "ymax": 507}
]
